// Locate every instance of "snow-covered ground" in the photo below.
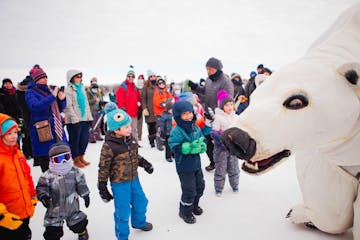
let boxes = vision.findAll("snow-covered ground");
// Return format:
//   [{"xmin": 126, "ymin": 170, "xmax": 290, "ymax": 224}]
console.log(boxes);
[
  {"xmin": 28, "ymin": 122, "xmax": 353, "ymax": 240},
  {"xmin": 1, "ymin": 0, "xmax": 358, "ymax": 239}
]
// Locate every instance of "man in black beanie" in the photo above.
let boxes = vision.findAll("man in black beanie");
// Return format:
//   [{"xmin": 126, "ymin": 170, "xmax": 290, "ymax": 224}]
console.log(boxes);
[{"xmin": 187, "ymin": 57, "xmax": 234, "ymax": 171}]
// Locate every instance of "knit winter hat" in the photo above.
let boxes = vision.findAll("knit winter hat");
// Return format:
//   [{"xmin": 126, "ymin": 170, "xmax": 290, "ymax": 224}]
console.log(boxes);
[
  {"xmin": 31, "ymin": 68, "xmax": 47, "ymax": 83},
  {"xmin": 48, "ymin": 142, "xmax": 71, "ymax": 158},
  {"xmin": 29, "ymin": 64, "xmax": 40, "ymax": 75},
  {"xmin": 48, "ymin": 142, "xmax": 73, "ymax": 175},
  {"xmin": 127, "ymin": 69, "xmax": 135, "ymax": 76},
  {"xmin": 178, "ymin": 92, "xmax": 196, "ymax": 106},
  {"xmin": 217, "ymin": 90, "xmax": 233, "ymax": 109},
  {"xmin": 0, "ymin": 118, "xmax": 18, "ymax": 136},
  {"xmin": 147, "ymin": 69, "xmax": 156, "ymax": 78},
  {"xmin": 104, "ymin": 102, "xmax": 131, "ymax": 131},
  {"xmin": 172, "ymin": 100, "xmax": 194, "ymax": 117},
  {"xmin": 206, "ymin": 57, "xmax": 223, "ymax": 70},
  {"xmin": 257, "ymin": 64, "xmax": 264, "ymax": 69},
  {"xmin": 250, "ymin": 71, "xmax": 257, "ymax": 77},
  {"xmin": 2, "ymin": 78, "xmax": 12, "ymax": 86}
]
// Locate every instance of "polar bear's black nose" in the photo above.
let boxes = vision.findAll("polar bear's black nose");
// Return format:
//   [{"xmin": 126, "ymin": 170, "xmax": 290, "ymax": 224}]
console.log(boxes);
[{"xmin": 221, "ymin": 127, "xmax": 256, "ymax": 160}]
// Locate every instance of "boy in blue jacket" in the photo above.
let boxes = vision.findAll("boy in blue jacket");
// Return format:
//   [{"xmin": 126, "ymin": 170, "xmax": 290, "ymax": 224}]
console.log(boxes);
[{"xmin": 168, "ymin": 101, "xmax": 207, "ymax": 224}]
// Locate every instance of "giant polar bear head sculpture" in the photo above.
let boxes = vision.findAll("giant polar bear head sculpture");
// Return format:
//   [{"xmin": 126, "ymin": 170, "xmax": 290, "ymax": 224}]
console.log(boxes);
[{"xmin": 221, "ymin": 3, "xmax": 360, "ymax": 239}]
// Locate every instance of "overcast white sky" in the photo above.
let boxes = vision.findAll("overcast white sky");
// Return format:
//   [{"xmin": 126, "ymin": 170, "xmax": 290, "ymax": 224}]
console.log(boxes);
[{"xmin": 0, "ymin": 0, "xmax": 357, "ymax": 85}]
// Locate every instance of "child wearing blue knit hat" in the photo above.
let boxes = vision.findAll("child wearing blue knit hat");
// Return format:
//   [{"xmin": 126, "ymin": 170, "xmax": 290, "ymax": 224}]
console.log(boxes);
[
  {"xmin": 168, "ymin": 101, "xmax": 206, "ymax": 224},
  {"xmin": 98, "ymin": 102, "xmax": 153, "ymax": 240}
]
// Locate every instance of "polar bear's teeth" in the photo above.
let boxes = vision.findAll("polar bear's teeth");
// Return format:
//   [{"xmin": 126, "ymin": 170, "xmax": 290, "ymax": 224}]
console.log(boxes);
[{"xmin": 245, "ymin": 162, "xmax": 259, "ymax": 170}]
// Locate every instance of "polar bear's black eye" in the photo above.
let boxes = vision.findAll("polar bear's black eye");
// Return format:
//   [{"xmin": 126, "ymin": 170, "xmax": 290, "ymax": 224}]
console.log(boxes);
[{"xmin": 283, "ymin": 95, "xmax": 308, "ymax": 110}]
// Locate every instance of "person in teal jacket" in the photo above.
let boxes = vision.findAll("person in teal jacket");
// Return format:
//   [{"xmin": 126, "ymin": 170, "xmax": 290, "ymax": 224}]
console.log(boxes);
[{"xmin": 168, "ymin": 100, "xmax": 206, "ymax": 224}]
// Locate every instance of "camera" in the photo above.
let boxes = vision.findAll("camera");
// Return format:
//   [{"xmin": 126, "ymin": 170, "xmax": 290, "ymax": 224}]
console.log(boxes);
[{"xmin": 60, "ymin": 86, "xmax": 65, "ymax": 92}]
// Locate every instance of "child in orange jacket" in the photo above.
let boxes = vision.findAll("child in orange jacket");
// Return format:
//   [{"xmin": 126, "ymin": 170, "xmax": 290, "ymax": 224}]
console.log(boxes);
[{"xmin": 0, "ymin": 113, "xmax": 37, "ymax": 240}]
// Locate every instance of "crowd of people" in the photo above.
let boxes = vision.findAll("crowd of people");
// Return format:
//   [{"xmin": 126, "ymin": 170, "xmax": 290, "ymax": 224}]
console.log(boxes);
[{"xmin": 0, "ymin": 59, "xmax": 273, "ymax": 240}]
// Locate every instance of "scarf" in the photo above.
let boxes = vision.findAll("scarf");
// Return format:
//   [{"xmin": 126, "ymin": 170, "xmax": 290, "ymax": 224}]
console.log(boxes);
[
  {"xmin": 1, "ymin": 87, "xmax": 16, "ymax": 95},
  {"xmin": 49, "ymin": 159, "xmax": 73, "ymax": 176},
  {"xmin": 73, "ymin": 83, "xmax": 86, "ymax": 117},
  {"xmin": 174, "ymin": 115, "xmax": 196, "ymax": 134},
  {"xmin": 209, "ymin": 70, "xmax": 223, "ymax": 81},
  {"xmin": 33, "ymin": 84, "xmax": 63, "ymax": 141}
]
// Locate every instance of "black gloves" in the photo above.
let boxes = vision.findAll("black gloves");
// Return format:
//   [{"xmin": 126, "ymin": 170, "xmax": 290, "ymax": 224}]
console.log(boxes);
[
  {"xmin": 98, "ymin": 182, "xmax": 113, "ymax": 203},
  {"xmin": 139, "ymin": 157, "xmax": 154, "ymax": 174},
  {"xmin": 40, "ymin": 196, "xmax": 51, "ymax": 208},
  {"xmin": 188, "ymin": 80, "xmax": 199, "ymax": 91},
  {"xmin": 83, "ymin": 195, "xmax": 90, "ymax": 208}
]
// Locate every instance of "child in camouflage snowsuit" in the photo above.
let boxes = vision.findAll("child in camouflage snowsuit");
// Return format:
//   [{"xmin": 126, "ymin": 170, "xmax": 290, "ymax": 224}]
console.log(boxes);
[{"xmin": 98, "ymin": 102, "xmax": 153, "ymax": 240}]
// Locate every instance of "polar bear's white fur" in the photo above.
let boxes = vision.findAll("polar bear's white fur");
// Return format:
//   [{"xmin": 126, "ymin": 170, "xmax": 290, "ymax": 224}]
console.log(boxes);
[{"xmin": 222, "ymin": 3, "xmax": 360, "ymax": 239}]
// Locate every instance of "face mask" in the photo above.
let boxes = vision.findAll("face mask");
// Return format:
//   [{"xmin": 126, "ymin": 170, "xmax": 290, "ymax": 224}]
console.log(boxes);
[
  {"xmin": 91, "ymin": 89, "xmax": 97, "ymax": 94},
  {"xmin": 137, "ymin": 80, "xmax": 144, "ymax": 88}
]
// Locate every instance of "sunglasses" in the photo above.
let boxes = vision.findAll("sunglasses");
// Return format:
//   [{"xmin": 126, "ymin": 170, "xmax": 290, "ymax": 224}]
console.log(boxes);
[
  {"xmin": 50, "ymin": 152, "xmax": 72, "ymax": 164},
  {"xmin": 127, "ymin": 75, "xmax": 135, "ymax": 78},
  {"xmin": 75, "ymin": 75, "xmax": 82, "ymax": 79}
]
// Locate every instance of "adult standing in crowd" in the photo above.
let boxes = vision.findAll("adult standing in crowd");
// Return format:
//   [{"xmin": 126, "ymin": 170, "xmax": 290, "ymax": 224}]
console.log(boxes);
[
  {"xmin": 136, "ymin": 74, "xmax": 146, "ymax": 141},
  {"xmin": 16, "ymin": 75, "xmax": 33, "ymax": 159},
  {"xmin": 245, "ymin": 71, "xmax": 257, "ymax": 100},
  {"xmin": 0, "ymin": 78, "xmax": 22, "ymax": 124},
  {"xmin": 141, "ymin": 71, "xmax": 158, "ymax": 148},
  {"xmin": 230, "ymin": 73, "xmax": 245, "ymax": 100},
  {"xmin": 188, "ymin": 57, "xmax": 234, "ymax": 171},
  {"xmin": 64, "ymin": 69, "xmax": 93, "ymax": 168},
  {"xmin": 86, "ymin": 82, "xmax": 103, "ymax": 143},
  {"xmin": 25, "ymin": 67, "xmax": 67, "ymax": 172},
  {"xmin": 115, "ymin": 68, "xmax": 141, "ymax": 143}
]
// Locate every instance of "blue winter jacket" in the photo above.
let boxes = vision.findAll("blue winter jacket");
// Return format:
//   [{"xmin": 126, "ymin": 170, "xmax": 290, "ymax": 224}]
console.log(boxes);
[
  {"xmin": 168, "ymin": 125, "xmax": 203, "ymax": 173},
  {"xmin": 25, "ymin": 82, "xmax": 67, "ymax": 156}
]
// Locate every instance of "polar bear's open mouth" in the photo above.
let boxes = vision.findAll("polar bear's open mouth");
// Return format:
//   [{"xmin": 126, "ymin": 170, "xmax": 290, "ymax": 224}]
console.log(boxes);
[{"xmin": 242, "ymin": 150, "xmax": 291, "ymax": 174}]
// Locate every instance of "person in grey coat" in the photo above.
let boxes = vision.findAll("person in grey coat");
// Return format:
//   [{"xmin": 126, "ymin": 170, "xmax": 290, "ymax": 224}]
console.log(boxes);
[
  {"xmin": 188, "ymin": 57, "xmax": 234, "ymax": 171},
  {"xmin": 36, "ymin": 142, "xmax": 90, "ymax": 240}
]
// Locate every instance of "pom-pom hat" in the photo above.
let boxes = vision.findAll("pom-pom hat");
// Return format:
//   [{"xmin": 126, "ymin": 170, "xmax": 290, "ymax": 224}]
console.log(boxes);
[
  {"xmin": 31, "ymin": 68, "xmax": 47, "ymax": 83},
  {"xmin": 217, "ymin": 90, "xmax": 233, "ymax": 109},
  {"xmin": 104, "ymin": 102, "xmax": 131, "ymax": 131}
]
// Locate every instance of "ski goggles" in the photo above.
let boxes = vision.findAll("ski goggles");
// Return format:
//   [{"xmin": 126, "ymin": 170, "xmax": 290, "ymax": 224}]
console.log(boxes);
[{"xmin": 50, "ymin": 152, "xmax": 72, "ymax": 164}]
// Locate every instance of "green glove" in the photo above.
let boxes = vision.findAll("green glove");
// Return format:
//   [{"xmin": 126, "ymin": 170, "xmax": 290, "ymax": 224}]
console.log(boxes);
[
  {"xmin": 181, "ymin": 142, "xmax": 192, "ymax": 155},
  {"xmin": 190, "ymin": 137, "xmax": 205, "ymax": 154},
  {"xmin": 199, "ymin": 142, "xmax": 207, "ymax": 153},
  {"xmin": 190, "ymin": 140, "xmax": 202, "ymax": 154}
]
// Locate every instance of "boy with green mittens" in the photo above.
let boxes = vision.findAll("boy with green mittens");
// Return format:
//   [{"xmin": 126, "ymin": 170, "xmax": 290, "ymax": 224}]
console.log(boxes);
[{"xmin": 168, "ymin": 101, "xmax": 207, "ymax": 224}]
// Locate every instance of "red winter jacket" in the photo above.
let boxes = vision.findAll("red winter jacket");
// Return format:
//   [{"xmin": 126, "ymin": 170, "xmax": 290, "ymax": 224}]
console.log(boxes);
[
  {"xmin": 0, "ymin": 114, "xmax": 36, "ymax": 219},
  {"xmin": 116, "ymin": 80, "xmax": 141, "ymax": 118}
]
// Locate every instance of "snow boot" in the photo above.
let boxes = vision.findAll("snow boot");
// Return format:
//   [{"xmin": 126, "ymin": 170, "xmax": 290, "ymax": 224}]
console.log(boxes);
[
  {"xmin": 78, "ymin": 229, "xmax": 89, "ymax": 240},
  {"xmin": 179, "ymin": 212, "xmax": 196, "ymax": 224},
  {"xmin": 79, "ymin": 155, "xmax": 90, "ymax": 166},
  {"xmin": 133, "ymin": 222, "xmax": 153, "ymax": 231},
  {"xmin": 156, "ymin": 136, "xmax": 164, "ymax": 151},
  {"xmin": 73, "ymin": 156, "xmax": 85, "ymax": 168},
  {"xmin": 192, "ymin": 206, "xmax": 203, "ymax": 216},
  {"xmin": 148, "ymin": 134, "xmax": 156, "ymax": 148}
]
